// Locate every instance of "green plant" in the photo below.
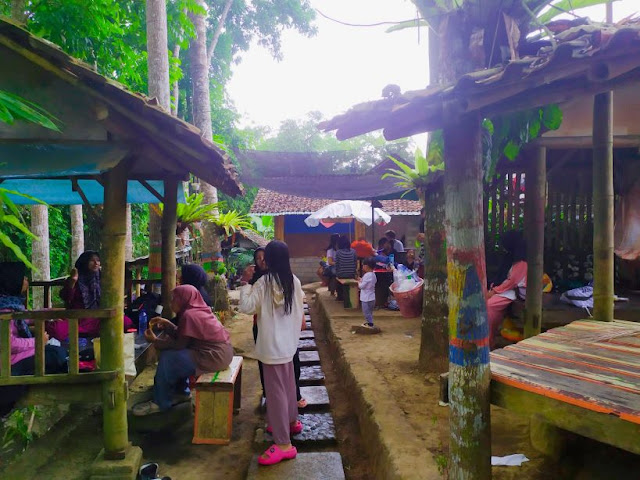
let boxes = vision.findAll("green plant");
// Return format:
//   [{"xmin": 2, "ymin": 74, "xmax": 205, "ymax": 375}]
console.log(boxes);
[
  {"xmin": 207, "ymin": 210, "xmax": 254, "ymax": 239},
  {"xmin": 0, "ymin": 90, "xmax": 60, "ymax": 130},
  {"xmin": 225, "ymin": 247, "xmax": 255, "ymax": 279},
  {"xmin": 381, "ymin": 147, "xmax": 444, "ymax": 197},
  {"xmin": 2, "ymin": 406, "xmax": 38, "ymax": 453},
  {"xmin": 435, "ymin": 453, "xmax": 448, "ymax": 476}
]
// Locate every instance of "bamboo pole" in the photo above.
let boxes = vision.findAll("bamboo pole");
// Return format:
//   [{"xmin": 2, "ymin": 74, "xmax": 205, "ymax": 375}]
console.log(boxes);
[
  {"xmin": 162, "ymin": 178, "xmax": 179, "ymax": 315},
  {"xmin": 34, "ymin": 319, "xmax": 45, "ymax": 376},
  {"xmin": 1, "ymin": 321, "xmax": 10, "ymax": 378},
  {"xmin": 100, "ymin": 161, "xmax": 129, "ymax": 459},
  {"xmin": 444, "ymin": 114, "xmax": 491, "ymax": 479},
  {"xmin": 524, "ymin": 147, "xmax": 546, "ymax": 338},
  {"xmin": 593, "ymin": 92, "xmax": 614, "ymax": 321}
]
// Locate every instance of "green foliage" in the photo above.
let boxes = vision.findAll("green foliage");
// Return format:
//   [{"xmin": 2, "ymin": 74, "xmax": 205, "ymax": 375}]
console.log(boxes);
[
  {"xmin": 381, "ymin": 148, "xmax": 444, "ymax": 197},
  {"xmin": 2, "ymin": 406, "xmax": 38, "ymax": 453},
  {"xmin": 252, "ymin": 215, "xmax": 274, "ymax": 240},
  {"xmin": 219, "ymin": 186, "xmax": 257, "ymax": 216},
  {"xmin": 537, "ymin": 0, "xmax": 621, "ymax": 25},
  {"xmin": 0, "ymin": 90, "xmax": 60, "ymax": 131},
  {"xmin": 225, "ymin": 246, "xmax": 255, "ymax": 279},
  {"xmin": 131, "ymin": 204, "xmax": 149, "ymax": 259},
  {"xmin": 483, "ymin": 104, "xmax": 563, "ymax": 180},
  {"xmin": 208, "ymin": 210, "xmax": 254, "ymax": 239}
]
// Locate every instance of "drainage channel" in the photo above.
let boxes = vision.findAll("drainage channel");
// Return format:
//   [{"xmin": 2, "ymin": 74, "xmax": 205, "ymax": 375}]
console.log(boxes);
[{"xmin": 246, "ymin": 298, "xmax": 346, "ymax": 479}]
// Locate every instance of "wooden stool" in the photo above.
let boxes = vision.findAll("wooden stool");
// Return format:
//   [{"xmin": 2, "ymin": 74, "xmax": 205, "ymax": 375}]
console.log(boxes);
[
  {"xmin": 337, "ymin": 278, "xmax": 360, "ymax": 309},
  {"xmin": 192, "ymin": 355, "xmax": 243, "ymax": 445}
]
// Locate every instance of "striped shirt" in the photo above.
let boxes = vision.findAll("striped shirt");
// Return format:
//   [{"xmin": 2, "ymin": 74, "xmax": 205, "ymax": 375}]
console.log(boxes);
[{"xmin": 335, "ymin": 248, "xmax": 357, "ymax": 279}]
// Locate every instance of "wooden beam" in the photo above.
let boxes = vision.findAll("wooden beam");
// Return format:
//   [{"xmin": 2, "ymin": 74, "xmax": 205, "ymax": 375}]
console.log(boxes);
[
  {"xmin": 0, "ymin": 309, "xmax": 115, "ymax": 321},
  {"xmin": 100, "ymin": 159, "xmax": 129, "ymax": 458},
  {"xmin": 161, "ymin": 177, "xmax": 179, "ymax": 315},
  {"xmin": 524, "ymin": 147, "xmax": 546, "ymax": 338},
  {"xmin": 274, "ymin": 216, "xmax": 285, "ymax": 241},
  {"xmin": 138, "ymin": 179, "xmax": 165, "ymax": 203},
  {"xmin": 536, "ymin": 135, "xmax": 640, "ymax": 149},
  {"xmin": 592, "ymin": 92, "xmax": 615, "ymax": 321},
  {"xmin": 0, "ymin": 370, "xmax": 117, "ymax": 387},
  {"xmin": 71, "ymin": 178, "xmax": 101, "ymax": 223}
]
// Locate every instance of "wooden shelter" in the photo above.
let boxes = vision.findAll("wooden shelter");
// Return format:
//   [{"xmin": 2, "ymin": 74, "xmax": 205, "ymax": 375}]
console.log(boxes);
[
  {"xmin": 0, "ymin": 18, "xmax": 241, "ymax": 478},
  {"xmin": 321, "ymin": 17, "xmax": 640, "ymax": 474}
]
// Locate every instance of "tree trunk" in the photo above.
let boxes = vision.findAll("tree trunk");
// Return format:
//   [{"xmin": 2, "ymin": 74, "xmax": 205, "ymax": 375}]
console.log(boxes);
[
  {"xmin": 444, "ymin": 114, "xmax": 491, "ymax": 480},
  {"xmin": 146, "ymin": 0, "xmax": 171, "ymax": 290},
  {"xmin": 418, "ymin": 184, "xmax": 449, "ymax": 373},
  {"xmin": 190, "ymin": 0, "xmax": 223, "ymax": 277},
  {"xmin": 70, "ymin": 204, "xmax": 85, "ymax": 264},
  {"xmin": 11, "ymin": 0, "xmax": 26, "ymax": 22},
  {"xmin": 171, "ymin": 44, "xmax": 181, "ymax": 116},
  {"xmin": 30, "ymin": 205, "xmax": 50, "ymax": 309}
]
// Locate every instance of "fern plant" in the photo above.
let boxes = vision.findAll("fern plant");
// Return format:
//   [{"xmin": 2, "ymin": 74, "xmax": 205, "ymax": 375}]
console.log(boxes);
[{"xmin": 382, "ymin": 142, "xmax": 444, "ymax": 197}]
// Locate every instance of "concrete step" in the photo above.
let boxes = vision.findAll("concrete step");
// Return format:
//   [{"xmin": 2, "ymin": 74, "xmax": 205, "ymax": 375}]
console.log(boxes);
[
  {"xmin": 299, "ymin": 386, "xmax": 329, "ymax": 410},
  {"xmin": 305, "ymin": 321, "xmax": 312, "ymax": 329},
  {"xmin": 259, "ymin": 412, "xmax": 336, "ymax": 447},
  {"xmin": 300, "ymin": 365, "xmax": 325, "ymax": 385},
  {"xmin": 300, "ymin": 330, "xmax": 314, "ymax": 339},
  {"xmin": 298, "ymin": 338, "xmax": 317, "ymax": 351},
  {"xmin": 299, "ymin": 351, "xmax": 320, "ymax": 365},
  {"xmin": 246, "ymin": 452, "xmax": 345, "ymax": 480}
]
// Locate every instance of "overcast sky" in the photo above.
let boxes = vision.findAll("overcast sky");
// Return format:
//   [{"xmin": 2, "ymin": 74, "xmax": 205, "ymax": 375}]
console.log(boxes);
[{"xmin": 227, "ymin": 1, "xmax": 639, "ymax": 135}]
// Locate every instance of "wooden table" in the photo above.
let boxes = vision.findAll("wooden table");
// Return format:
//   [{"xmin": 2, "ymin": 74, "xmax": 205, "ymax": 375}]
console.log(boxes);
[{"xmin": 490, "ymin": 319, "xmax": 640, "ymax": 455}]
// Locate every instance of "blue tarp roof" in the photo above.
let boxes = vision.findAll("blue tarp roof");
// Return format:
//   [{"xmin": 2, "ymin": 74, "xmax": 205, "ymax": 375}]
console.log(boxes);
[{"xmin": 4, "ymin": 179, "xmax": 185, "ymax": 205}]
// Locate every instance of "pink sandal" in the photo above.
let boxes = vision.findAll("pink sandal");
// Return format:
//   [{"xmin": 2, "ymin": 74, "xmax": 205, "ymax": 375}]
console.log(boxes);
[
  {"xmin": 258, "ymin": 444, "xmax": 297, "ymax": 466},
  {"xmin": 266, "ymin": 420, "xmax": 303, "ymax": 435}
]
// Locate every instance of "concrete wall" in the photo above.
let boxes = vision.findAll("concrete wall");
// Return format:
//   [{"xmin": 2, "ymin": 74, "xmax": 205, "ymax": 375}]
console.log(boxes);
[{"xmin": 290, "ymin": 256, "xmax": 321, "ymax": 285}]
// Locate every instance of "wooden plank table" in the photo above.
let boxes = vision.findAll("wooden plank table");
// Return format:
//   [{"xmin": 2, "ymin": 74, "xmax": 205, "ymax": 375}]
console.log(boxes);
[{"xmin": 490, "ymin": 319, "xmax": 640, "ymax": 455}]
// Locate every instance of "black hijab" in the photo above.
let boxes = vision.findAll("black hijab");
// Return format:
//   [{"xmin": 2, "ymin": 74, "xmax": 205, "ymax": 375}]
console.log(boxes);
[
  {"xmin": 250, "ymin": 248, "xmax": 267, "ymax": 285},
  {"xmin": 75, "ymin": 251, "xmax": 101, "ymax": 309},
  {"xmin": 181, "ymin": 263, "xmax": 212, "ymax": 307},
  {"xmin": 0, "ymin": 262, "xmax": 31, "ymax": 338}
]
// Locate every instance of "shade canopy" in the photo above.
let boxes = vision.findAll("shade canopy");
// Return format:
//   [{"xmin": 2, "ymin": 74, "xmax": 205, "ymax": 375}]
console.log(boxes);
[
  {"xmin": 304, "ymin": 200, "xmax": 391, "ymax": 227},
  {"xmin": 4, "ymin": 179, "xmax": 184, "ymax": 205}
]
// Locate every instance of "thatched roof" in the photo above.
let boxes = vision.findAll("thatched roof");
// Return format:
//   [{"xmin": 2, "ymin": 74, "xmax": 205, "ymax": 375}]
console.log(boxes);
[{"xmin": 320, "ymin": 19, "xmax": 640, "ymax": 142}]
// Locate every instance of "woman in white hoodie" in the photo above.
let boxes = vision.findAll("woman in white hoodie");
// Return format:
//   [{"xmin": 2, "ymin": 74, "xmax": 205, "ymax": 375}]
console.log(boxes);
[{"xmin": 239, "ymin": 240, "xmax": 305, "ymax": 466}]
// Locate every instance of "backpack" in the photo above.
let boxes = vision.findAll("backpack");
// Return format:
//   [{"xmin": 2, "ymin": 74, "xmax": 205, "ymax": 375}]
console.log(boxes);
[
  {"xmin": 560, "ymin": 285, "xmax": 593, "ymax": 310},
  {"xmin": 126, "ymin": 292, "xmax": 161, "ymax": 326}
]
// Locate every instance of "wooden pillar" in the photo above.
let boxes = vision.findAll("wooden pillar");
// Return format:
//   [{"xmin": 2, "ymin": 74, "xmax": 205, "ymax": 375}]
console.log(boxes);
[
  {"xmin": 354, "ymin": 220, "xmax": 366, "ymax": 241},
  {"xmin": 524, "ymin": 147, "xmax": 546, "ymax": 338},
  {"xmin": 444, "ymin": 114, "xmax": 491, "ymax": 479},
  {"xmin": 274, "ymin": 215, "xmax": 285, "ymax": 241},
  {"xmin": 592, "ymin": 92, "xmax": 614, "ymax": 321},
  {"xmin": 162, "ymin": 178, "xmax": 179, "ymax": 315},
  {"xmin": 100, "ymin": 162, "xmax": 129, "ymax": 458}
]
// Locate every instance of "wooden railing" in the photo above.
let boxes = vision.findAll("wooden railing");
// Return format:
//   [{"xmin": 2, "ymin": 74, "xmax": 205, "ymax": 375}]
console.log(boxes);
[
  {"xmin": 0, "ymin": 309, "xmax": 117, "ymax": 388},
  {"xmin": 29, "ymin": 278, "xmax": 66, "ymax": 309}
]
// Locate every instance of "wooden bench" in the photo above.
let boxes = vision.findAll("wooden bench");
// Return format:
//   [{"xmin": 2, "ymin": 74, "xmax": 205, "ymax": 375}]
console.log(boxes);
[
  {"xmin": 192, "ymin": 355, "xmax": 243, "ymax": 445},
  {"xmin": 490, "ymin": 320, "xmax": 640, "ymax": 456},
  {"xmin": 336, "ymin": 278, "xmax": 360, "ymax": 309}
]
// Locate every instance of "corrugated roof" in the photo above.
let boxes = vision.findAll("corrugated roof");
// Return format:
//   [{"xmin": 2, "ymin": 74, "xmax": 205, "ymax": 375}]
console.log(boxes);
[
  {"xmin": 0, "ymin": 17, "xmax": 242, "ymax": 195},
  {"xmin": 250, "ymin": 189, "xmax": 421, "ymax": 216},
  {"xmin": 320, "ymin": 19, "xmax": 640, "ymax": 141}
]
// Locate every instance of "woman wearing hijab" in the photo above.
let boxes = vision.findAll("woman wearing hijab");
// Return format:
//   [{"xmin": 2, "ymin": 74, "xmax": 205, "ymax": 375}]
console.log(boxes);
[
  {"xmin": 132, "ymin": 285, "xmax": 233, "ymax": 416},
  {"xmin": 49, "ymin": 251, "xmax": 132, "ymax": 340},
  {"xmin": 0, "ymin": 262, "xmax": 67, "ymax": 376},
  {"xmin": 239, "ymin": 240, "xmax": 305, "ymax": 466},
  {"xmin": 180, "ymin": 263, "xmax": 212, "ymax": 307}
]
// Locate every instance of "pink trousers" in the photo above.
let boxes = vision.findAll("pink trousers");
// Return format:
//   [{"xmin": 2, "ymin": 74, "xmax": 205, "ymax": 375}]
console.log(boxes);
[{"xmin": 487, "ymin": 295, "xmax": 513, "ymax": 348}]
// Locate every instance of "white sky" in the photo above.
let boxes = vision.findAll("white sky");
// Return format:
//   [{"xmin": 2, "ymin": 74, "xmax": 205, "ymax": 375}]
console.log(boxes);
[{"xmin": 227, "ymin": 0, "xmax": 639, "ymax": 136}]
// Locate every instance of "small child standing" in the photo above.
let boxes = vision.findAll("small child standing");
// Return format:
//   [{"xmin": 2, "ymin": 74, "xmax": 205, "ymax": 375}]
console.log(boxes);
[{"xmin": 358, "ymin": 257, "xmax": 377, "ymax": 328}]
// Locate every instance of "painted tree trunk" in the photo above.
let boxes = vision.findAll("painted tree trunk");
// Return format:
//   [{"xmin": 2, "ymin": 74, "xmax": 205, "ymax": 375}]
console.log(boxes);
[
  {"xmin": 146, "ymin": 0, "xmax": 171, "ymax": 288},
  {"xmin": 524, "ymin": 147, "xmax": 546, "ymax": 338},
  {"xmin": 444, "ymin": 115, "xmax": 491, "ymax": 480},
  {"xmin": 592, "ymin": 92, "xmax": 614, "ymax": 321},
  {"xmin": 125, "ymin": 204, "xmax": 133, "ymax": 262},
  {"xmin": 418, "ymin": 184, "xmax": 449, "ymax": 373},
  {"xmin": 70, "ymin": 204, "xmax": 85, "ymax": 265},
  {"xmin": 30, "ymin": 205, "xmax": 50, "ymax": 309}
]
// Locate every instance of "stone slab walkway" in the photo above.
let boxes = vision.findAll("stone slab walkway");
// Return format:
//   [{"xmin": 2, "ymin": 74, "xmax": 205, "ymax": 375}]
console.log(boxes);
[{"xmin": 246, "ymin": 452, "xmax": 345, "ymax": 480}]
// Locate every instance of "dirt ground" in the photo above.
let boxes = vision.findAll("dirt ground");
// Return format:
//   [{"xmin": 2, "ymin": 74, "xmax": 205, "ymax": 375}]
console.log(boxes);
[{"xmin": 313, "ymin": 288, "xmax": 640, "ymax": 480}]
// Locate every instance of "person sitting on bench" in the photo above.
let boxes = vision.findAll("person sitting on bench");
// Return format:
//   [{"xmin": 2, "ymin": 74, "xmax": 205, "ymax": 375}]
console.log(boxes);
[
  {"xmin": 133, "ymin": 285, "xmax": 233, "ymax": 416},
  {"xmin": 486, "ymin": 231, "xmax": 527, "ymax": 349}
]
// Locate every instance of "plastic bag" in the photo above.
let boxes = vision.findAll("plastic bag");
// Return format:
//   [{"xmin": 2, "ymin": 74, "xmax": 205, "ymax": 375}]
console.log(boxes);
[{"xmin": 393, "ymin": 264, "xmax": 421, "ymax": 293}]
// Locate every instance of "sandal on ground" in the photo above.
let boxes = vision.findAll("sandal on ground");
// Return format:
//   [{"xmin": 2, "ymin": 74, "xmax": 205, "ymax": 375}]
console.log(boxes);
[
  {"xmin": 297, "ymin": 398, "xmax": 308, "ymax": 408},
  {"xmin": 139, "ymin": 463, "xmax": 158, "ymax": 480},
  {"xmin": 258, "ymin": 444, "xmax": 297, "ymax": 466},
  {"xmin": 132, "ymin": 401, "xmax": 162, "ymax": 416},
  {"xmin": 266, "ymin": 420, "xmax": 304, "ymax": 435}
]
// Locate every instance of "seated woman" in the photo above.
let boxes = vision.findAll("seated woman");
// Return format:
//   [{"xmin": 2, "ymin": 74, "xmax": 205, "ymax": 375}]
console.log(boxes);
[
  {"xmin": 180, "ymin": 263, "xmax": 212, "ymax": 307},
  {"xmin": 0, "ymin": 263, "xmax": 68, "ymax": 376},
  {"xmin": 334, "ymin": 235, "xmax": 357, "ymax": 300},
  {"xmin": 49, "ymin": 251, "xmax": 133, "ymax": 340},
  {"xmin": 133, "ymin": 285, "xmax": 233, "ymax": 415},
  {"xmin": 486, "ymin": 231, "xmax": 527, "ymax": 349},
  {"xmin": 321, "ymin": 234, "xmax": 340, "ymax": 295}
]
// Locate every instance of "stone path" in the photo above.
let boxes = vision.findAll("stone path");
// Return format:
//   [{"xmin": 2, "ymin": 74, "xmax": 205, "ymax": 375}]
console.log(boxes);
[{"xmin": 247, "ymin": 298, "xmax": 346, "ymax": 479}]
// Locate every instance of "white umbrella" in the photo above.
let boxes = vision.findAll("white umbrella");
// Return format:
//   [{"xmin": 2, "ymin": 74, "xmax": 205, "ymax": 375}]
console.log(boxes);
[{"xmin": 304, "ymin": 200, "xmax": 391, "ymax": 227}]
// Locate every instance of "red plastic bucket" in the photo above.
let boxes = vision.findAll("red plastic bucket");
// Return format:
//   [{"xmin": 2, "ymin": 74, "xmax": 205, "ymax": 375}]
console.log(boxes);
[{"xmin": 390, "ymin": 280, "xmax": 424, "ymax": 318}]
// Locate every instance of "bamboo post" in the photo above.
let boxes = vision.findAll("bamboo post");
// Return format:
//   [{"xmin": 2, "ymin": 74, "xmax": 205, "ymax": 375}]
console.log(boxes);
[
  {"xmin": 34, "ymin": 319, "xmax": 45, "ymax": 376},
  {"xmin": 68, "ymin": 320, "xmax": 79, "ymax": 375},
  {"xmin": 274, "ymin": 215, "xmax": 285, "ymax": 241},
  {"xmin": 162, "ymin": 178, "xmax": 179, "ymax": 315},
  {"xmin": 1, "ymin": 321, "xmax": 10, "ymax": 378},
  {"xmin": 135, "ymin": 267, "xmax": 141, "ymax": 299},
  {"xmin": 592, "ymin": 92, "xmax": 614, "ymax": 321},
  {"xmin": 524, "ymin": 147, "xmax": 546, "ymax": 338},
  {"xmin": 100, "ymin": 161, "xmax": 129, "ymax": 459},
  {"xmin": 444, "ymin": 114, "xmax": 491, "ymax": 479}
]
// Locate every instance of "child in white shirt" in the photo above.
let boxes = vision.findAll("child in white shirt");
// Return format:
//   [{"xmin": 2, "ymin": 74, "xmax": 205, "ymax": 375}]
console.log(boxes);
[{"xmin": 357, "ymin": 257, "xmax": 377, "ymax": 328}]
